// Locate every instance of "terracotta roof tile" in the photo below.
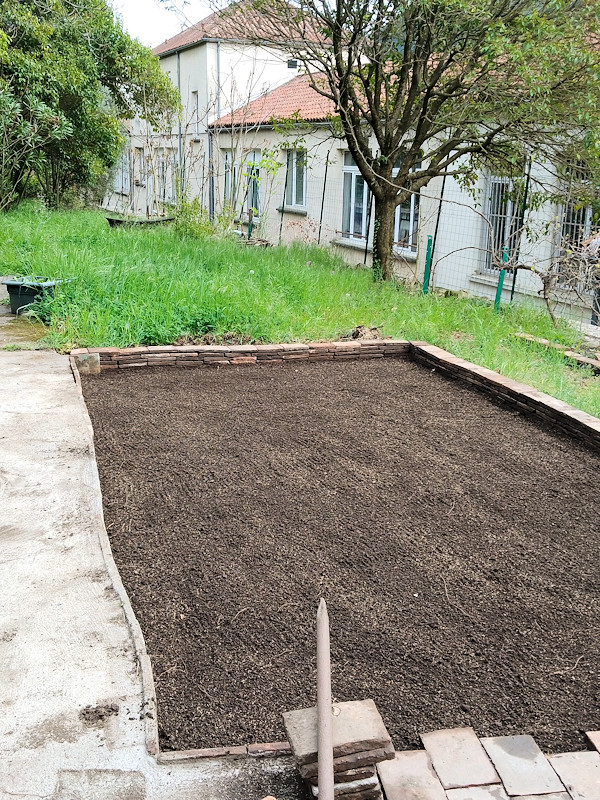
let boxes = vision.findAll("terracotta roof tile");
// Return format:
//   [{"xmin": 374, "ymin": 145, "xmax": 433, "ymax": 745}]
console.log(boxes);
[
  {"xmin": 153, "ymin": 1, "xmax": 322, "ymax": 56},
  {"xmin": 210, "ymin": 73, "xmax": 336, "ymax": 127}
]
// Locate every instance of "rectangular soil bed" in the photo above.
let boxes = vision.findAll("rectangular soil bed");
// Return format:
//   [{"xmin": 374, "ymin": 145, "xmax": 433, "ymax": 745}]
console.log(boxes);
[{"xmin": 81, "ymin": 358, "xmax": 600, "ymax": 754}]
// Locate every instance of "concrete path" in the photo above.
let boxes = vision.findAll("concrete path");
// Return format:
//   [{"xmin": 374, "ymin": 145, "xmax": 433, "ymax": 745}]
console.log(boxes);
[{"xmin": 0, "ymin": 350, "xmax": 303, "ymax": 800}]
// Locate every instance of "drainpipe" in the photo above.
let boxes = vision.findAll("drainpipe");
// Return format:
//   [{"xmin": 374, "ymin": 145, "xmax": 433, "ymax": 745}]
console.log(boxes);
[
  {"xmin": 208, "ymin": 129, "xmax": 215, "ymax": 219},
  {"xmin": 216, "ymin": 40, "xmax": 222, "ymax": 120},
  {"xmin": 176, "ymin": 50, "xmax": 184, "ymax": 194}
]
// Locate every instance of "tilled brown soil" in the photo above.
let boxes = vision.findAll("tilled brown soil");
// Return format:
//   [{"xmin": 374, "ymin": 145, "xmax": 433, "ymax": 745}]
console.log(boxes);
[{"xmin": 82, "ymin": 358, "xmax": 600, "ymax": 754}]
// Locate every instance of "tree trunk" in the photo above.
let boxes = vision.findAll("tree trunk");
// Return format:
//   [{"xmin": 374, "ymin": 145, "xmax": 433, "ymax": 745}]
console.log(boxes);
[{"xmin": 372, "ymin": 196, "xmax": 396, "ymax": 281}]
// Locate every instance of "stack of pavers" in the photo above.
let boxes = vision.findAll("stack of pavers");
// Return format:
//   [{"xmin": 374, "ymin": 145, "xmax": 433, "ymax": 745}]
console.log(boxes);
[{"xmin": 282, "ymin": 699, "xmax": 394, "ymax": 800}]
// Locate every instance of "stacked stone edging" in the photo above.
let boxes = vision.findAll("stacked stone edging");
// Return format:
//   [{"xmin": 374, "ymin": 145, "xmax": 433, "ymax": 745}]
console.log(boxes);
[
  {"xmin": 156, "ymin": 741, "xmax": 292, "ymax": 763},
  {"xmin": 70, "ymin": 339, "xmax": 411, "ymax": 370},
  {"xmin": 70, "ymin": 338, "xmax": 600, "ymax": 451},
  {"xmin": 411, "ymin": 343, "xmax": 600, "ymax": 450}
]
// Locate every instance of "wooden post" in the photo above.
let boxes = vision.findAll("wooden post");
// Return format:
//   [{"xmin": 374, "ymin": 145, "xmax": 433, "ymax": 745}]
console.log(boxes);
[{"xmin": 317, "ymin": 598, "xmax": 334, "ymax": 800}]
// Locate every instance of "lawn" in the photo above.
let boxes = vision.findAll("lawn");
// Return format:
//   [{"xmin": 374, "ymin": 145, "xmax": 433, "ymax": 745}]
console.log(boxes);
[{"xmin": 2, "ymin": 202, "xmax": 600, "ymax": 415}]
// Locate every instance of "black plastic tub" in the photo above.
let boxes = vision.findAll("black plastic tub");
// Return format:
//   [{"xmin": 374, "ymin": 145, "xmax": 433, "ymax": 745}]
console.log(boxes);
[{"xmin": 2, "ymin": 277, "xmax": 64, "ymax": 314}]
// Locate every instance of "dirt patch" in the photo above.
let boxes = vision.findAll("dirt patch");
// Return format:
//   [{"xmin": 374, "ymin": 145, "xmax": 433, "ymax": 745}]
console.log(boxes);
[
  {"xmin": 82, "ymin": 359, "xmax": 600, "ymax": 754},
  {"xmin": 79, "ymin": 704, "xmax": 119, "ymax": 726}
]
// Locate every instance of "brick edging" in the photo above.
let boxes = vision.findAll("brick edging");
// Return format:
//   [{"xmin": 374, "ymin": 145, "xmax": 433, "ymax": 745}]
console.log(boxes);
[
  {"xmin": 157, "ymin": 741, "xmax": 292, "ymax": 764},
  {"xmin": 410, "ymin": 343, "xmax": 600, "ymax": 450}
]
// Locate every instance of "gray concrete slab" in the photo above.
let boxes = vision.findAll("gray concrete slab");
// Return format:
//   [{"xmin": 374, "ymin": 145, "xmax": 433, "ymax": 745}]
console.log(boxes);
[
  {"xmin": 0, "ymin": 350, "xmax": 304, "ymax": 800},
  {"xmin": 377, "ymin": 751, "xmax": 446, "ymax": 800},
  {"xmin": 480, "ymin": 735, "xmax": 565, "ymax": 796},
  {"xmin": 421, "ymin": 728, "xmax": 500, "ymax": 790}
]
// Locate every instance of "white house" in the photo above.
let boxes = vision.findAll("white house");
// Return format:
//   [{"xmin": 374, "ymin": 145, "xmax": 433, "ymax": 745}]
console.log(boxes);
[{"xmin": 105, "ymin": 5, "xmax": 598, "ymax": 325}]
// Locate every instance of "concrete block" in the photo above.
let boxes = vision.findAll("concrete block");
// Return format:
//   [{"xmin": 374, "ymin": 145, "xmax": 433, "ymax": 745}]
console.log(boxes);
[{"xmin": 74, "ymin": 352, "xmax": 101, "ymax": 376}]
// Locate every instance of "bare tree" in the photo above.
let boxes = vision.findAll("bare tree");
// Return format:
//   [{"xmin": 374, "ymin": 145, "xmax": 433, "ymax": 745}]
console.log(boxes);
[{"xmin": 226, "ymin": 0, "xmax": 600, "ymax": 280}]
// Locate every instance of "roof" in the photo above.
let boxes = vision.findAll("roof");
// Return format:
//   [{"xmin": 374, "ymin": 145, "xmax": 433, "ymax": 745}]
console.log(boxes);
[
  {"xmin": 210, "ymin": 73, "xmax": 336, "ymax": 128},
  {"xmin": 152, "ymin": 2, "xmax": 323, "ymax": 56}
]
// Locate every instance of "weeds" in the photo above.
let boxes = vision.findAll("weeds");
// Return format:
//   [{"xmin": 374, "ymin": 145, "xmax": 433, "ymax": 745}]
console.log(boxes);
[{"xmin": 1, "ymin": 201, "xmax": 599, "ymax": 415}]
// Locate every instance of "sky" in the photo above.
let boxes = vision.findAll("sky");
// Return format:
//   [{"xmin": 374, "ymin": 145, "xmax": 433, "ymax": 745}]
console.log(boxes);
[{"xmin": 111, "ymin": 0, "xmax": 213, "ymax": 48}]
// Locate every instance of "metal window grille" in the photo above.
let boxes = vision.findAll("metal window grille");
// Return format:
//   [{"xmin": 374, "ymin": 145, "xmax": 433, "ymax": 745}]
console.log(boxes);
[
  {"xmin": 484, "ymin": 176, "xmax": 522, "ymax": 272},
  {"xmin": 556, "ymin": 202, "xmax": 593, "ymax": 289}
]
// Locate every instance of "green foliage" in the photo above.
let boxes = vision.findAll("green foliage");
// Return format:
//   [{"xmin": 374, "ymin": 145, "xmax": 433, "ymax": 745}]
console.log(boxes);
[
  {"xmin": 252, "ymin": 0, "xmax": 600, "ymax": 279},
  {"xmin": 0, "ymin": 0, "xmax": 179, "ymax": 209},
  {"xmin": 3, "ymin": 204, "xmax": 599, "ymax": 415}
]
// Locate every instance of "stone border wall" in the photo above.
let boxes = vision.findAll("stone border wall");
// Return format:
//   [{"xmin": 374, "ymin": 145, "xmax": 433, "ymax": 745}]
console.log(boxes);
[
  {"xmin": 69, "ymin": 337, "xmax": 600, "ymax": 765},
  {"xmin": 71, "ymin": 338, "xmax": 600, "ymax": 451}
]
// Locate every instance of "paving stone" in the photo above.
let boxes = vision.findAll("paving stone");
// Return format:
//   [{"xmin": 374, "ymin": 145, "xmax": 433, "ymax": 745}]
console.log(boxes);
[
  {"xmin": 283, "ymin": 699, "xmax": 392, "ymax": 766},
  {"xmin": 480, "ymin": 735, "xmax": 565, "ymax": 796},
  {"xmin": 377, "ymin": 750, "xmax": 446, "ymax": 800},
  {"xmin": 586, "ymin": 731, "xmax": 600, "ymax": 752},
  {"xmin": 299, "ymin": 744, "xmax": 395, "ymax": 779},
  {"xmin": 307, "ymin": 766, "xmax": 376, "ymax": 785},
  {"xmin": 310, "ymin": 774, "xmax": 380, "ymax": 797},
  {"xmin": 446, "ymin": 786, "xmax": 509, "ymax": 800},
  {"xmin": 421, "ymin": 728, "xmax": 500, "ymax": 789},
  {"xmin": 548, "ymin": 751, "xmax": 600, "ymax": 800},
  {"xmin": 513, "ymin": 794, "xmax": 571, "ymax": 800}
]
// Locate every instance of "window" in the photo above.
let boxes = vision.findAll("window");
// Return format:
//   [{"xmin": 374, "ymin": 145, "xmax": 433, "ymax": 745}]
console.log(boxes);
[
  {"xmin": 245, "ymin": 152, "xmax": 261, "ymax": 217},
  {"xmin": 287, "ymin": 59, "xmax": 298, "ymax": 69},
  {"xmin": 561, "ymin": 202, "xmax": 592, "ymax": 248},
  {"xmin": 223, "ymin": 149, "xmax": 261, "ymax": 218},
  {"xmin": 342, "ymin": 152, "xmax": 369, "ymax": 240},
  {"xmin": 158, "ymin": 148, "xmax": 177, "ymax": 203},
  {"xmin": 223, "ymin": 149, "xmax": 238, "ymax": 206},
  {"xmin": 484, "ymin": 175, "xmax": 523, "ymax": 272},
  {"xmin": 191, "ymin": 90, "xmax": 200, "ymax": 136},
  {"xmin": 285, "ymin": 150, "xmax": 306, "ymax": 208},
  {"xmin": 134, "ymin": 147, "xmax": 145, "ymax": 187},
  {"xmin": 113, "ymin": 150, "xmax": 130, "ymax": 195},
  {"xmin": 393, "ymin": 159, "xmax": 420, "ymax": 253}
]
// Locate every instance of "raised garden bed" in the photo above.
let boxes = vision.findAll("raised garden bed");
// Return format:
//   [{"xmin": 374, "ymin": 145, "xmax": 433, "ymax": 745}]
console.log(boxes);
[{"xmin": 81, "ymin": 356, "xmax": 600, "ymax": 755}]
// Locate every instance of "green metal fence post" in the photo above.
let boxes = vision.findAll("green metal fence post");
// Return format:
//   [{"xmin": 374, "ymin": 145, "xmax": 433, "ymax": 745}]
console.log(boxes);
[
  {"xmin": 494, "ymin": 246, "xmax": 509, "ymax": 312},
  {"xmin": 422, "ymin": 235, "xmax": 433, "ymax": 295}
]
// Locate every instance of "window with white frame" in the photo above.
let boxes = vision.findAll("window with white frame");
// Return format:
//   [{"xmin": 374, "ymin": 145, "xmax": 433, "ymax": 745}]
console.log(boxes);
[
  {"xmin": 285, "ymin": 149, "xmax": 306, "ymax": 208},
  {"xmin": 134, "ymin": 147, "xmax": 145, "ymax": 187},
  {"xmin": 113, "ymin": 150, "xmax": 131, "ymax": 195},
  {"xmin": 393, "ymin": 159, "xmax": 421, "ymax": 253},
  {"xmin": 342, "ymin": 152, "xmax": 370, "ymax": 240},
  {"xmin": 223, "ymin": 149, "xmax": 238, "ymax": 207},
  {"xmin": 158, "ymin": 148, "xmax": 177, "ymax": 203},
  {"xmin": 191, "ymin": 90, "xmax": 200, "ymax": 137},
  {"xmin": 483, "ymin": 174, "xmax": 523, "ymax": 272},
  {"xmin": 223, "ymin": 149, "xmax": 261, "ymax": 218}
]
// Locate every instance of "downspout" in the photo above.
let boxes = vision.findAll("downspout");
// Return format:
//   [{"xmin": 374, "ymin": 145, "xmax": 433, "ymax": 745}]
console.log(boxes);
[
  {"xmin": 176, "ymin": 50, "xmax": 184, "ymax": 194},
  {"xmin": 208, "ymin": 129, "xmax": 215, "ymax": 219},
  {"xmin": 208, "ymin": 41, "xmax": 222, "ymax": 220},
  {"xmin": 216, "ymin": 40, "xmax": 222, "ymax": 120}
]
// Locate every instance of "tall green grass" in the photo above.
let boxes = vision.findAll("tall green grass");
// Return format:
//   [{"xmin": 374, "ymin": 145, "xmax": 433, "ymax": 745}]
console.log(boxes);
[{"xmin": 2, "ymin": 202, "xmax": 599, "ymax": 415}]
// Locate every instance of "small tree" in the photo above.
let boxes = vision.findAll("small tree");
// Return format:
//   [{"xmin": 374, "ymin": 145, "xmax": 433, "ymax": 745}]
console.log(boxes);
[
  {"xmin": 0, "ymin": 0, "xmax": 179, "ymax": 209},
  {"xmin": 236, "ymin": 0, "xmax": 600, "ymax": 279}
]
